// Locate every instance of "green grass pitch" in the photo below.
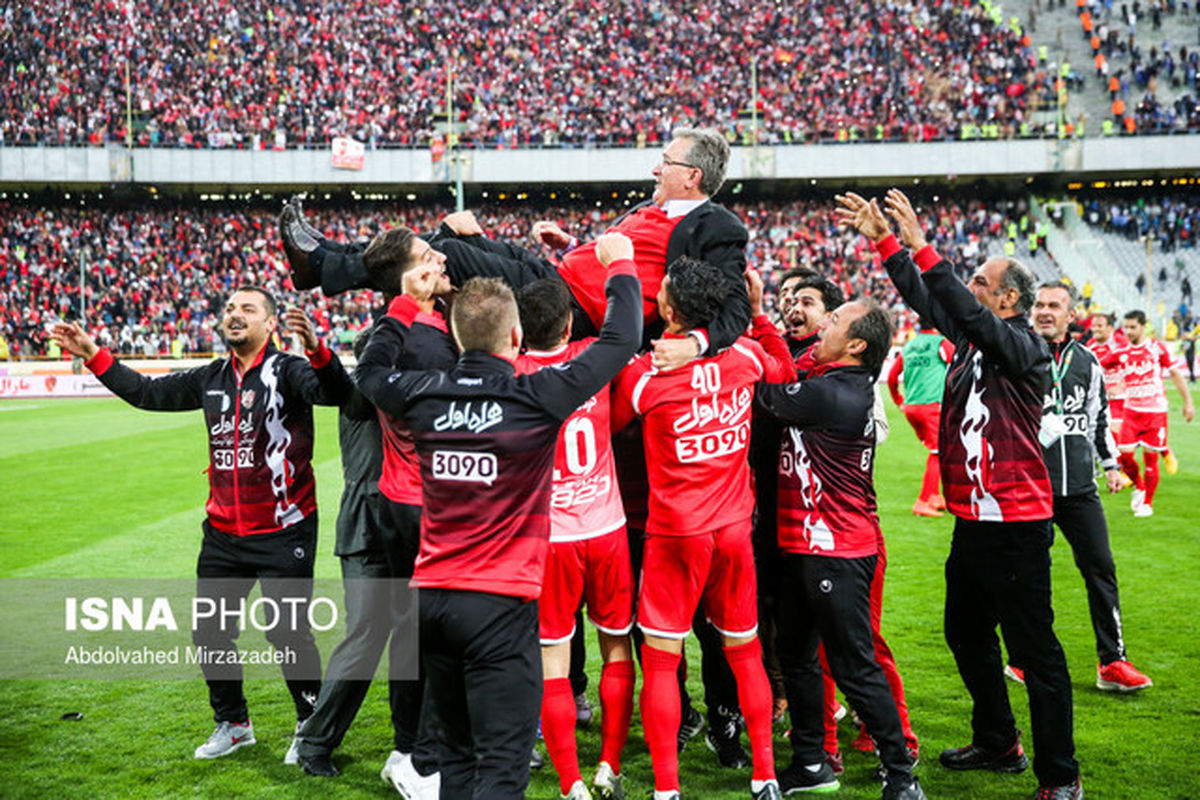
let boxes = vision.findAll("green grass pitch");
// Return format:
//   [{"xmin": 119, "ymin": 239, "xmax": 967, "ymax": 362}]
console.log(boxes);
[{"xmin": 1, "ymin": 393, "xmax": 1198, "ymax": 799}]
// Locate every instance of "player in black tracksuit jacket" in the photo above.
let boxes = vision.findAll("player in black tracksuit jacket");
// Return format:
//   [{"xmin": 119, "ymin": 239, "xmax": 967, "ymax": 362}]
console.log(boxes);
[
  {"xmin": 354, "ymin": 237, "xmax": 641, "ymax": 800},
  {"xmin": 52, "ymin": 289, "xmax": 351, "ymax": 758},
  {"xmin": 755, "ymin": 302, "xmax": 924, "ymax": 799},
  {"xmin": 1029, "ymin": 282, "xmax": 1151, "ymax": 689}
]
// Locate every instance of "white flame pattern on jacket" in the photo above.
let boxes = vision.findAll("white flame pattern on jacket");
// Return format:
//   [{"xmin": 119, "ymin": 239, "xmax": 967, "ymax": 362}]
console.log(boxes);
[
  {"xmin": 260, "ymin": 355, "xmax": 303, "ymax": 527},
  {"xmin": 785, "ymin": 427, "xmax": 835, "ymax": 551},
  {"xmin": 960, "ymin": 350, "xmax": 1002, "ymax": 521}
]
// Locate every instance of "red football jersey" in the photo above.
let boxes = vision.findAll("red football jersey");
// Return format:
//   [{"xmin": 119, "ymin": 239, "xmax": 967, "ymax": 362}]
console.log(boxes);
[
  {"xmin": 1087, "ymin": 336, "xmax": 1127, "ymax": 402},
  {"xmin": 516, "ymin": 340, "xmax": 626, "ymax": 542},
  {"xmin": 1103, "ymin": 340, "xmax": 1173, "ymax": 414},
  {"xmin": 613, "ymin": 335, "xmax": 791, "ymax": 536}
]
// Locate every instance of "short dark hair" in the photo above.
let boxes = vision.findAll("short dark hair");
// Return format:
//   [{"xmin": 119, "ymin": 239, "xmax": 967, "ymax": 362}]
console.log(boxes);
[
  {"xmin": 231, "ymin": 285, "xmax": 276, "ymax": 316},
  {"xmin": 796, "ymin": 276, "xmax": 845, "ymax": 314},
  {"xmin": 673, "ymin": 128, "xmax": 730, "ymax": 197},
  {"xmin": 999, "ymin": 259, "xmax": 1036, "ymax": 314},
  {"xmin": 1037, "ymin": 280, "xmax": 1078, "ymax": 304},
  {"xmin": 664, "ymin": 257, "xmax": 729, "ymax": 331},
  {"xmin": 1096, "ymin": 311, "xmax": 1117, "ymax": 327},
  {"xmin": 1124, "ymin": 309, "xmax": 1147, "ymax": 325},
  {"xmin": 847, "ymin": 301, "xmax": 894, "ymax": 376},
  {"xmin": 778, "ymin": 266, "xmax": 819, "ymax": 289},
  {"xmin": 451, "ymin": 277, "xmax": 518, "ymax": 354},
  {"xmin": 363, "ymin": 227, "xmax": 417, "ymax": 296},
  {"xmin": 516, "ymin": 279, "xmax": 573, "ymax": 351}
]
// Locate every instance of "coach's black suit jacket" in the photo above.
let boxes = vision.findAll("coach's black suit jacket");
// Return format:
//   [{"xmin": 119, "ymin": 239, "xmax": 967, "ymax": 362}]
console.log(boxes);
[{"xmin": 314, "ymin": 198, "xmax": 750, "ymax": 354}]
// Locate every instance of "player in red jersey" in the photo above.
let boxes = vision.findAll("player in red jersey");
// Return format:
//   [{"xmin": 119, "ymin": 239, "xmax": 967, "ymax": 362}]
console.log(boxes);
[
  {"xmin": 1100, "ymin": 310, "xmax": 1194, "ymax": 517},
  {"xmin": 613, "ymin": 257, "xmax": 795, "ymax": 800},
  {"xmin": 1085, "ymin": 312, "xmax": 1130, "ymax": 434},
  {"xmin": 514, "ymin": 279, "xmax": 636, "ymax": 800}
]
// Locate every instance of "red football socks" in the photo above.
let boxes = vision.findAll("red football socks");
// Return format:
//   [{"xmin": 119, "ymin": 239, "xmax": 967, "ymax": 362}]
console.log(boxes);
[
  {"xmin": 1119, "ymin": 452, "xmax": 1144, "ymax": 489},
  {"xmin": 640, "ymin": 643, "xmax": 682, "ymax": 791},
  {"xmin": 724, "ymin": 638, "xmax": 776, "ymax": 781},
  {"xmin": 1143, "ymin": 451, "xmax": 1160, "ymax": 504},
  {"xmin": 541, "ymin": 677, "xmax": 581, "ymax": 794},
  {"xmin": 599, "ymin": 659, "xmax": 635, "ymax": 774},
  {"xmin": 920, "ymin": 453, "xmax": 941, "ymax": 501}
]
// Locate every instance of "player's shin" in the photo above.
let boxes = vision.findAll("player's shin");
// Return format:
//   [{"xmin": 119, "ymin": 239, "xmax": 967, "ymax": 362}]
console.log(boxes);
[
  {"xmin": 542, "ymin": 676, "xmax": 583, "ymax": 794},
  {"xmin": 640, "ymin": 643, "xmax": 684, "ymax": 791},
  {"xmin": 724, "ymin": 637, "xmax": 777, "ymax": 781},
  {"xmin": 598, "ymin": 658, "xmax": 635, "ymax": 774}
]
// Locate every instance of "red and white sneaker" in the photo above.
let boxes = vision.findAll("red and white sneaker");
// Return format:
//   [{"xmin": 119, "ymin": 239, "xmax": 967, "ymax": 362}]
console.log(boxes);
[
  {"xmin": 1004, "ymin": 665, "xmax": 1026, "ymax": 685},
  {"xmin": 1097, "ymin": 660, "xmax": 1153, "ymax": 692}
]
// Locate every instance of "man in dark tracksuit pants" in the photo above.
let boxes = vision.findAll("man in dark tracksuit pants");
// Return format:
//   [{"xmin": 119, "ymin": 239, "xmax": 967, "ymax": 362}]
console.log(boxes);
[
  {"xmin": 355, "ymin": 233, "xmax": 641, "ymax": 799},
  {"xmin": 1024, "ymin": 282, "xmax": 1153, "ymax": 692},
  {"xmin": 757, "ymin": 301, "xmax": 925, "ymax": 800},
  {"xmin": 296, "ymin": 228, "xmax": 460, "ymax": 786},
  {"xmin": 293, "ymin": 334, "xmax": 392, "ymax": 775},
  {"xmin": 51, "ymin": 291, "xmax": 350, "ymax": 760},
  {"xmin": 838, "ymin": 189, "xmax": 1082, "ymax": 800}
]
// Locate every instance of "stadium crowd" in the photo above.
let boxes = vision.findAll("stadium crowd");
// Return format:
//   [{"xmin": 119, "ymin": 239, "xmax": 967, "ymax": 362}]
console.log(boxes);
[
  {"xmin": 1, "ymin": 196, "xmax": 1040, "ymax": 360},
  {"xmin": 3, "ymin": 0, "xmax": 1041, "ymax": 147},
  {"xmin": 1079, "ymin": 192, "xmax": 1200, "ymax": 249}
]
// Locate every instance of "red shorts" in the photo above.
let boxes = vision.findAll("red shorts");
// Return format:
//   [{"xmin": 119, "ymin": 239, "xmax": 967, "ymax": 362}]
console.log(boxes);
[
  {"xmin": 1117, "ymin": 408, "xmax": 1167, "ymax": 451},
  {"xmin": 902, "ymin": 403, "xmax": 940, "ymax": 452},
  {"xmin": 539, "ymin": 527, "xmax": 635, "ymax": 645},
  {"xmin": 1108, "ymin": 399, "xmax": 1125, "ymax": 432},
  {"xmin": 637, "ymin": 519, "xmax": 758, "ymax": 640}
]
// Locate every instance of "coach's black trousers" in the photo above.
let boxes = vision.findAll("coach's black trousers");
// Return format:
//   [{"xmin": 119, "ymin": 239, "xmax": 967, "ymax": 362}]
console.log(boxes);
[
  {"xmin": 944, "ymin": 518, "xmax": 1079, "ymax": 787},
  {"xmin": 297, "ymin": 500, "xmax": 427, "ymax": 759},
  {"xmin": 193, "ymin": 515, "xmax": 322, "ymax": 725},
  {"xmin": 1053, "ymin": 490, "xmax": 1126, "ymax": 665},
  {"xmin": 421, "ymin": 588, "xmax": 541, "ymax": 800},
  {"xmin": 776, "ymin": 553, "xmax": 913, "ymax": 779}
]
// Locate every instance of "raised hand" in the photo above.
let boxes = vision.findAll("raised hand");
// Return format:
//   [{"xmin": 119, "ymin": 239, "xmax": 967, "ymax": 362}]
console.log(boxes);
[
  {"xmin": 834, "ymin": 192, "xmax": 892, "ymax": 242},
  {"xmin": 283, "ymin": 308, "xmax": 320, "ymax": 351},
  {"xmin": 745, "ymin": 266, "xmax": 765, "ymax": 317},
  {"xmin": 884, "ymin": 189, "xmax": 929, "ymax": 252},
  {"xmin": 531, "ymin": 220, "xmax": 573, "ymax": 250},
  {"xmin": 49, "ymin": 322, "xmax": 99, "ymax": 360},
  {"xmin": 442, "ymin": 210, "xmax": 484, "ymax": 237},
  {"xmin": 595, "ymin": 232, "xmax": 634, "ymax": 266}
]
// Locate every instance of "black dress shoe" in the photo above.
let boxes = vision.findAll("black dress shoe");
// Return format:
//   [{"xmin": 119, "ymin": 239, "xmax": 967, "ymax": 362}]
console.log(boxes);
[
  {"xmin": 289, "ymin": 195, "xmax": 326, "ymax": 243},
  {"xmin": 939, "ymin": 734, "xmax": 1028, "ymax": 773},
  {"xmin": 299, "ymin": 752, "xmax": 339, "ymax": 777},
  {"xmin": 280, "ymin": 204, "xmax": 322, "ymax": 290}
]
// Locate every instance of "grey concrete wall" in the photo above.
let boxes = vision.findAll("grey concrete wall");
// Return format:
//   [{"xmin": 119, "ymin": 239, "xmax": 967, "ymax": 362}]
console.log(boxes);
[{"xmin": 2, "ymin": 137, "xmax": 1198, "ymax": 186}]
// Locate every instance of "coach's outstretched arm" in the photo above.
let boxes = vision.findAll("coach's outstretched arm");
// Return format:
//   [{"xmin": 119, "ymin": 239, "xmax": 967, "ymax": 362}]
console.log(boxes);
[
  {"xmin": 884, "ymin": 189, "xmax": 1046, "ymax": 378},
  {"xmin": 51, "ymin": 322, "xmax": 206, "ymax": 411},
  {"xmin": 528, "ymin": 233, "xmax": 643, "ymax": 420},
  {"xmin": 835, "ymin": 192, "xmax": 961, "ymax": 342}
]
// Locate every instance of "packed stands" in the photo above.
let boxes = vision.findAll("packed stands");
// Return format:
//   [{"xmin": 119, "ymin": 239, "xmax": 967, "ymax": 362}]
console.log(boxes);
[{"xmin": 4, "ymin": 0, "xmax": 1039, "ymax": 147}]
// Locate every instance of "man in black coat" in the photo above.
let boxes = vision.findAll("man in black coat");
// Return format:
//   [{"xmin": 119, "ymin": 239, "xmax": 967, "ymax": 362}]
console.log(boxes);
[{"xmin": 280, "ymin": 128, "xmax": 750, "ymax": 369}]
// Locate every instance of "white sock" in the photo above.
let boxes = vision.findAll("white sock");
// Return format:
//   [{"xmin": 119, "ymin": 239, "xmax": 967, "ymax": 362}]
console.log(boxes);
[
  {"xmin": 654, "ymin": 790, "xmax": 679, "ymax": 800},
  {"xmin": 751, "ymin": 778, "xmax": 779, "ymax": 792}
]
